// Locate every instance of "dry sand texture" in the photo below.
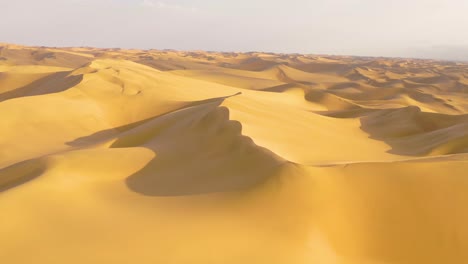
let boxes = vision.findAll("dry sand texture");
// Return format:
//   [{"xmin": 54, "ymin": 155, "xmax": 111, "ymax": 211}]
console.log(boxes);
[{"xmin": 1, "ymin": 43, "xmax": 468, "ymax": 264}]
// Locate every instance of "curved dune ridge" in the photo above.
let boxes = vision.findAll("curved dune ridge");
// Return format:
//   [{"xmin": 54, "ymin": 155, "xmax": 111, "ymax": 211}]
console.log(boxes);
[{"xmin": 1, "ymin": 43, "xmax": 468, "ymax": 264}]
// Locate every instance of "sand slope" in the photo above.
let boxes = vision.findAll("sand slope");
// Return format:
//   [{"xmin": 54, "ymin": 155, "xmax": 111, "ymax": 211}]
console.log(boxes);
[{"xmin": 1, "ymin": 43, "xmax": 468, "ymax": 264}]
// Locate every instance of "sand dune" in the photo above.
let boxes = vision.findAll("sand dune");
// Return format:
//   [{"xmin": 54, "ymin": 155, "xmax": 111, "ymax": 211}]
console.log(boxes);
[{"xmin": 1, "ymin": 43, "xmax": 468, "ymax": 264}]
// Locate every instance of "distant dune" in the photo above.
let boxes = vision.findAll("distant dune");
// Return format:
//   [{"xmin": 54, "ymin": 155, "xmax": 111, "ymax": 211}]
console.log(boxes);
[
  {"xmin": 1, "ymin": 43, "xmax": 468, "ymax": 264},
  {"xmin": 401, "ymin": 45, "xmax": 468, "ymax": 62}
]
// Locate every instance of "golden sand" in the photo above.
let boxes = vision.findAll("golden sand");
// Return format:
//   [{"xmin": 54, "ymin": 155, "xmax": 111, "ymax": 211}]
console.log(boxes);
[{"xmin": 1, "ymin": 43, "xmax": 468, "ymax": 263}]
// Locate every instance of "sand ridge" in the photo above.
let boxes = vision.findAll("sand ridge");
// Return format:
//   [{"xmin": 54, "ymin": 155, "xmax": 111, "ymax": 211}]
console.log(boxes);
[{"xmin": 1, "ymin": 43, "xmax": 468, "ymax": 264}]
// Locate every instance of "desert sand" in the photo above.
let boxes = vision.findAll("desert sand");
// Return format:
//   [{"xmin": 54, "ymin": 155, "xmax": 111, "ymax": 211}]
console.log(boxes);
[{"xmin": 1, "ymin": 43, "xmax": 468, "ymax": 264}]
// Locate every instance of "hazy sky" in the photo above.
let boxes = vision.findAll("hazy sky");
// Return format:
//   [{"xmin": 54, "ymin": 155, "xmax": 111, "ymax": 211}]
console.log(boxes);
[{"xmin": 1, "ymin": 0, "xmax": 468, "ymax": 60}]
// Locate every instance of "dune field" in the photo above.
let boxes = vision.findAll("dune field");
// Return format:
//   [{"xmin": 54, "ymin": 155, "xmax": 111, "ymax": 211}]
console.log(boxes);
[{"xmin": 1, "ymin": 43, "xmax": 468, "ymax": 264}]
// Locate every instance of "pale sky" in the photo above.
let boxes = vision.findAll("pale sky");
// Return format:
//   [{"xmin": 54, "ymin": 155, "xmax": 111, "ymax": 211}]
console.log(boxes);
[{"xmin": 1, "ymin": 0, "xmax": 468, "ymax": 60}]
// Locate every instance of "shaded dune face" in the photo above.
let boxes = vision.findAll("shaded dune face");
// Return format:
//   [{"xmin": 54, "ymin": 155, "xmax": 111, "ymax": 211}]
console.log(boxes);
[
  {"xmin": 0, "ymin": 159, "xmax": 48, "ymax": 192},
  {"xmin": 1, "ymin": 43, "xmax": 468, "ymax": 264},
  {"xmin": 360, "ymin": 106, "xmax": 468, "ymax": 155},
  {"xmin": 0, "ymin": 71, "xmax": 83, "ymax": 102},
  {"xmin": 123, "ymin": 103, "xmax": 284, "ymax": 196}
]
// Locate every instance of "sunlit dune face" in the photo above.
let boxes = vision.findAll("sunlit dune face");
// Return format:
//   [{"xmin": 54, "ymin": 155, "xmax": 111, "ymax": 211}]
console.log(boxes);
[{"xmin": 1, "ymin": 44, "xmax": 468, "ymax": 264}]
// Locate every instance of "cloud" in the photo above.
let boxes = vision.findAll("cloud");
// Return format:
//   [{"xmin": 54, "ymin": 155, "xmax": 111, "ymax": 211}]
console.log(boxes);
[
  {"xmin": 140, "ymin": 0, "xmax": 179, "ymax": 9},
  {"xmin": 140, "ymin": 0, "xmax": 156, "ymax": 7},
  {"xmin": 140, "ymin": 0, "xmax": 199, "ymax": 13}
]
